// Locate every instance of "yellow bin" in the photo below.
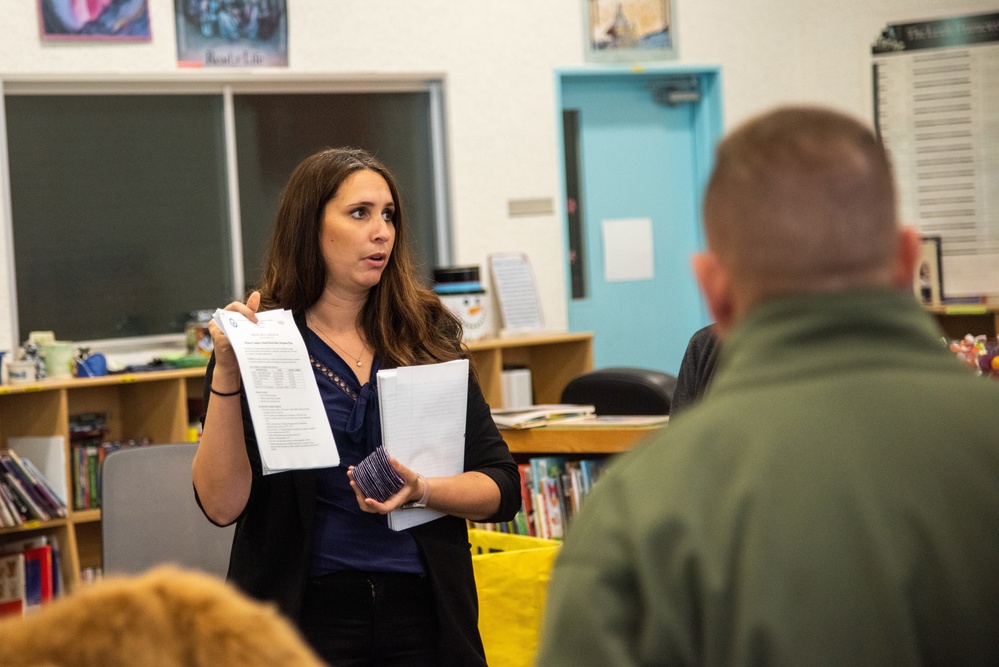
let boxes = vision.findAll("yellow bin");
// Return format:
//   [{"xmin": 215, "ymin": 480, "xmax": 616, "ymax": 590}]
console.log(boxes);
[{"xmin": 470, "ymin": 529, "xmax": 561, "ymax": 667}]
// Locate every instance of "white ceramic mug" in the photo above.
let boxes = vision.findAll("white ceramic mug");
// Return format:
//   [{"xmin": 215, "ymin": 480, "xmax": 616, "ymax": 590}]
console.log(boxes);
[{"xmin": 8, "ymin": 360, "xmax": 37, "ymax": 385}]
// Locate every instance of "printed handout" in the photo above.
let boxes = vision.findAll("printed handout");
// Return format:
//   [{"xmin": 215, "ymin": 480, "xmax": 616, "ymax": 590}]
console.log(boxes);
[{"xmin": 213, "ymin": 308, "xmax": 338, "ymax": 475}]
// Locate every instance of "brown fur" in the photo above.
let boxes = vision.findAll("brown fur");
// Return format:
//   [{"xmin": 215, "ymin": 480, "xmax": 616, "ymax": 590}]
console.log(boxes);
[{"xmin": 0, "ymin": 566, "xmax": 327, "ymax": 667}]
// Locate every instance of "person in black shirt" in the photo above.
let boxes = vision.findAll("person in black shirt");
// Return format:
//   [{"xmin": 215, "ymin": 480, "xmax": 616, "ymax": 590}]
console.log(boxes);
[{"xmin": 669, "ymin": 324, "xmax": 720, "ymax": 416}]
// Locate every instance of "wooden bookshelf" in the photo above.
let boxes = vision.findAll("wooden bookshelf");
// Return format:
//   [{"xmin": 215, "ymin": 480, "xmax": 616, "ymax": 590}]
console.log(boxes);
[
  {"xmin": 0, "ymin": 332, "xmax": 596, "ymax": 592},
  {"xmin": 466, "ymin": 332, "xmax": 594, "ymax": 408},
  {"xmin": 501, "ymin": 423, "xmax": 664, "ymax": 455},
  {"xmin": 925, "ymin": 305, "xmax": 999, "ymax": 340},
  {"xmin": 0, "ymin": 367, "xmax": 205, "ymax": 593}
]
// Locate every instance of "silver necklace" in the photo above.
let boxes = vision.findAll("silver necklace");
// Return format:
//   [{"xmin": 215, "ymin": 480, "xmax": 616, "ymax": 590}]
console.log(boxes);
[{"xmin": 309, "ymin": 314, "xmax": 366, "ymax": 367}]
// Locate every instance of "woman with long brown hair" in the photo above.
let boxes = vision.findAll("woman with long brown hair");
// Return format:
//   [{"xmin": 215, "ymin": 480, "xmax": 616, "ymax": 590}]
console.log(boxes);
[{"xmin": 193, "ymin": 147, "xmax": 520, "ymax": 666}]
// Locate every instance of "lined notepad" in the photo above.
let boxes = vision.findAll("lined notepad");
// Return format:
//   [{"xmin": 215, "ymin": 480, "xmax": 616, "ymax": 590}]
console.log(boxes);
[{"xmin": 378, "ymin": 359, "xmax": 468, "ymax": 530}]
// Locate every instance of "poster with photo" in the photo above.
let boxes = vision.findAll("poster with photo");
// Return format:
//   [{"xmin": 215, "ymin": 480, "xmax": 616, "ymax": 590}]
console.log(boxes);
[
  {"xmin": 584, "ymin": 0, "xmax": 676, "ymax": 62},
  {"xmin": 39, "ymin": 0, "xmax": 151, "ymax": 41},
  {"xmin": 914, "ymin": 236, "xmax": 943, "ymax": 305},
  {"xmin": 175, "ymin": 0, "xmax": 288, "ymax": 68}
]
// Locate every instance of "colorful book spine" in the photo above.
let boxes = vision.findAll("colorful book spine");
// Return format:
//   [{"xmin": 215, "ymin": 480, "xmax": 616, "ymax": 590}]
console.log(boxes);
[
  {"xmin": 472, "ymin": 455, "xmax": 611, "ymax": 537},
  {"xmin": 0, "ymin": 482, "xmax": 19, "ymax": 527},
  {"xmin": 534, "ymin": 490, "xmax": 550, "ymax": 539},
  {"xmin": 513, "ymin": 510, "xmax": 531, "ymax": 536},
  {"xmin": 567, "ymin": 461, "xmax": 584, "ymax": 517},
  {"xmin": 529, "ymin": 457, "xmax": 567, "ymax": 495},
  {"xmin": 3, "ymin": 450, "xmax": 66, "ymax": 518},
  {"xmin": 72, "ymin": 446, "xmax": 87, "ymax": 510},
  {"xmin": 540, "ymin": 477, "xmax": 565, "ymax": 539},
  {"xmin": 0, "ymin": 477, "xmax": 30, "ymax": 523},
  {"xmin": 22, "ymin": 545, "xmax": 53, "ymax": 610},
  {"xmin": 0, "ymin": 470, "xmax": 50, "ymax": 521},
  {"xmin": 87, "ymin": 446, "xmax": 100, "ymax": 509},
  {"xmin": 48, "ymin": 535, "xmax": 63, "ymax": 598},
  {"xmin": 22, "ymin": 458, "xmax": 68, "ymax": 516},
  {"xmin": 517, "ymin": 463, "xmax": 536, "ymax": 537},
  {"xmin": 0, "ymin": 553, "xmax": 25, "ymax": 617}
]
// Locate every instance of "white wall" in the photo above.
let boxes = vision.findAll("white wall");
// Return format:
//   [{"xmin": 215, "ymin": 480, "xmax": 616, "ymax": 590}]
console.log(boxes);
[
  {"xmin": 682, "ymin": 0, "xmax": 994, "ymax": 125},
  {"xmin": 0, "ymin": 0, "xmax": 994, "ymax": 354}
]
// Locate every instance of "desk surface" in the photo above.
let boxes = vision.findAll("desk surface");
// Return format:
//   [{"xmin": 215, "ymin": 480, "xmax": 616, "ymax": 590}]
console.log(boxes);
[{"xmin": 500, "ymin": 422, "xmax": 666, "ymax": 455}]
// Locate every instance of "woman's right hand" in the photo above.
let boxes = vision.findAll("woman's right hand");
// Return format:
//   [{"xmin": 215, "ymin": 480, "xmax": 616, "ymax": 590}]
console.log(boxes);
[
  {"xmin": 208, "ymin": 291, "xmax": 261, "ymax": 381},
  {"xmin": 195, "ymin": 290, "xmax": 261, "ymax": 525}
]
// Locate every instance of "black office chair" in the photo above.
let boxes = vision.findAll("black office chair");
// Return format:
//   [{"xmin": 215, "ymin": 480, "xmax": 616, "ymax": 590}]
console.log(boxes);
[{"xmin": 560, "ymin": 367, "xmax": 677, "ymax": 415}]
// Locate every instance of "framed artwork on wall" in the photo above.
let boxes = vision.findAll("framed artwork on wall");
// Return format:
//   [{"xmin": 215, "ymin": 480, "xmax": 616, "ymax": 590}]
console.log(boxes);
[
  {"xmin": 174, "ymin": 0, "xmax": 288, "ymax": 68},
  {"xmin": 914, "ymin": 235, "xmax": 943, "ymax": 305},
  {"xmin": 38, "ymin": 0, "xmax": 151, "ymax": 41},
  {"xmin": 583, "ymin": 0, "xmax": 677, "ymax": 63}
]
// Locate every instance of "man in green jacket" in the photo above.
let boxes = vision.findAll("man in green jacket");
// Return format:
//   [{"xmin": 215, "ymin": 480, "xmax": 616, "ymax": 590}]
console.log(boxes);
[{"xmin": 538, "ymin": 106, "xmax": 999, "ymax": 666}]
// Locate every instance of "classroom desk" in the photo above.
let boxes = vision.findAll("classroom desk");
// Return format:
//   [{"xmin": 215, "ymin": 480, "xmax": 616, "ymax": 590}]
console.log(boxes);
[{"xmin": 499, "ymin": 420, "xmax": 667, "ymax": 456}]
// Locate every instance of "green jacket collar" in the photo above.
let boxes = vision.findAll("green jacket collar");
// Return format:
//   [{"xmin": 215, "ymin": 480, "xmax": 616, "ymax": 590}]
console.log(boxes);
[{"xmin": 712, "ymin": 289, "xmax": 949, "ymax": 393}]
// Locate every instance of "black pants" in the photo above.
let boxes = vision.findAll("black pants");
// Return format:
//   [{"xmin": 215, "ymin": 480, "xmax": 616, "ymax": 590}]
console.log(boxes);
[{"xmin": 299, "ymin": 571, "xmax": 438, "ymax": 667}]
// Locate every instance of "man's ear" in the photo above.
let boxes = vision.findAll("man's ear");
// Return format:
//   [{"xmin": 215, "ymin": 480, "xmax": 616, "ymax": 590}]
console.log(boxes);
[
  {"xmin": 693, "ymin": 251, "xmax": 735, "ymax": 338},
  {"xmin": 893, "ymin": 226, "xmax": 921, "ymax": 290}
]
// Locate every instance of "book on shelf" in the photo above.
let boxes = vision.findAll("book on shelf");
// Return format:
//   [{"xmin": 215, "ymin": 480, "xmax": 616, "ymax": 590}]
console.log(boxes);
[
  {"xmin": 22, "ymin": 545, "xmax": 53, "ymax": 611},
  {"xmin": 0, "ymin": 477, "xmax": 29, "ymax": 526},
  {"xmin": 0, "ymin": 535, "xmax": 56, "ymax": 614},
  {"xmin": 49, "ymin": 536, "xmax": 63, "ymax": 599},
  {"xmin": 472, "ymin": 455, "xmax": 610, "ymax": 539},
  {"xmin": 22, "ymin": 457, "xmax": 68, "ymax": 516},
  {"xmin": 0, "ymin": 449, "xmax": 67, "ymax": 519},
  {"xmin": 1, "ymin": 443, "xmax": 73, "ymax": 522},
  {"xmin": 0, "ymin": 466, "xmax": 49, "ymax": 522},
  {"xmin": 5, "ymin": 437, "xmax": 69, "ymax": 509},
  {"xmin": 0, "ymin": 481, "xmax": 20, "ymax": 528},
  {"xmin": 69, "ymin": 412, "xmax": 109, "ymax": 443},
  {"xmin": 0, "ymin": 552, "xmax": 25, "ymax": 617},
  {"xmin": 539, "ymin": 477, "xmax": 566, "ymax": 539},
  {"xmin": 530, "ymin": 457, "xmax": 567, "ymax": 539},
  {"xmin": 490, "ymin": 404, "xmax": 596, "ymax": 429},
  {"xmin": 517, "ymin": 463, "xmax": 537, "ymax": 537},
  {"xmin": 566, "ymin": 460, "xmax": 584, "ymax": 518},
  {"xmin": 70, "ymin": 438, "xmax": 151, "ymax": 510},
  {"xmin": 69, "ymin": 412, "xmax": 109, "ymax": 511},
  {"xmin": 512, "ymin": 509, "xmax": 531, "ymax": 537}
]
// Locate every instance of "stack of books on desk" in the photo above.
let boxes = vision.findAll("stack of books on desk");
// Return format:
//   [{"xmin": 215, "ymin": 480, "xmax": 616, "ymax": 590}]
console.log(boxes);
[
  {"xmin": 490, "ymin": 404, "xmax": 595, "ymax": 429},
  {"xmin": 491, "ymin": 405, "xmax": 669, "ymax": 430}
]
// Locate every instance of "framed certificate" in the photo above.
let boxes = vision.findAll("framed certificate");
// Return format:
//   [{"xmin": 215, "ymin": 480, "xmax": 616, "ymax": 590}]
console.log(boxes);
[{"xmin": 914, "ymin": 235, "xmax": 943, "ymax": 305}]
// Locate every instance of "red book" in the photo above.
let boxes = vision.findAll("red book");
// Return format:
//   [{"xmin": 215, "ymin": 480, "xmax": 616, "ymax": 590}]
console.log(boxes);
[
  {"xmin": 22, "ymin": 545, "xmax": 53, "ymax": 609},
  {"xmin": 517, "ymin": 463, "xmax": 536, "ymax": 537}
]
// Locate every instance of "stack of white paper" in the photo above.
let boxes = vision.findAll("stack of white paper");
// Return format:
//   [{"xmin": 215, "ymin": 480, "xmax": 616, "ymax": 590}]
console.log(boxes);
[{"xmin": 378, "ymin": 359, "xmax": 468, "ymax": 530}]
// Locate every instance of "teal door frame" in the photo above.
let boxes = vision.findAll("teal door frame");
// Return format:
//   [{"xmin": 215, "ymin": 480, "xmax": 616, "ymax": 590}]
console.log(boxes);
[{"xmin": 555, "ymin": 64, "xmax": 723, "ymax": 374}]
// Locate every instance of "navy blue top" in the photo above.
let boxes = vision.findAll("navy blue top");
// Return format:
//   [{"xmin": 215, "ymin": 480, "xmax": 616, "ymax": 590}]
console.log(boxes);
[{"xmin": 305, "ymin": 329, "xmax": 423, "ymax": 576}]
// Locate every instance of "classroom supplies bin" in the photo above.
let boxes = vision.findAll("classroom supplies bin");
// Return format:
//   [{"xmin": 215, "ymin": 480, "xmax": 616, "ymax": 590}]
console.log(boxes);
[{"xmin": 470, "ymin": 529, "xmax": 561, "ymax": 667}]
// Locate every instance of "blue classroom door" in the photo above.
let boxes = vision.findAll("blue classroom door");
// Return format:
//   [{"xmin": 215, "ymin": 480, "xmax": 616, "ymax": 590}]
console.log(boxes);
[{"xmin": 557, "ymin": 67, "xmax": 723, "ymax": 375}]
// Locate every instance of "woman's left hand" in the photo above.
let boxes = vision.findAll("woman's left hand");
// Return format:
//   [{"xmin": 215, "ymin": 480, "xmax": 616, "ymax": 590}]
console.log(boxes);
[{"xmin": 346, "ymin": 456, "xmax": 424, "ymax": 514}]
